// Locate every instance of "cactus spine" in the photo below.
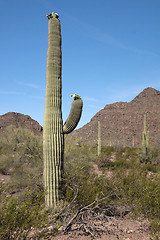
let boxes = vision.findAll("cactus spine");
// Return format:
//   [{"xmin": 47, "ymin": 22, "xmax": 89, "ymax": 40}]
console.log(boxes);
[
  {"xmin": 98, "ymin": 120, "xmax": 101, "ymax": 156},
  {"xmin": 43, "ymin": 13, "xmax": 83, "ymax": 208},
  {"xmin": 142, "ymin": 114, "xmax": 149, "ymax": 156}
]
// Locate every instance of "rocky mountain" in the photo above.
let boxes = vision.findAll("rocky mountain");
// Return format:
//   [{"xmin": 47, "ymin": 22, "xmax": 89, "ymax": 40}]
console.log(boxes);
[
  {"xmin": 1, "ymin": 88, "xmax": 160, "ymax": 147},
  {"xmin": 71, "ymin": 87, "xmax": 160, "ymax": 147},
  {"xmin": 0, "ymin": 112, "xmax": 43, "ymax": 135}
]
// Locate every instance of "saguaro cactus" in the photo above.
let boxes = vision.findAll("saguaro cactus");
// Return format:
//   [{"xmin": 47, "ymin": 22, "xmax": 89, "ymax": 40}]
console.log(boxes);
[
  {"xmin": 142, "ymin": 114, "xmax": 149, "ymax": 156},
  {"xmin": 98, "ymin": 120, "xmax": 101, "ymax": 156},
  {"xmin": 132, "ymin": 135, "xmax": 135, "ymax": 147},
  {"xmin": 43, "ymin": 12, "xmax": 83, "ymax": 208}
]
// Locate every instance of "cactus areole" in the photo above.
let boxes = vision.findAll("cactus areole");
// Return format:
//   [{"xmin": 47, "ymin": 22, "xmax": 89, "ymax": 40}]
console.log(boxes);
[{"xmin": 43, "ymin": 12, "xmax": 83, "ymax": 208}]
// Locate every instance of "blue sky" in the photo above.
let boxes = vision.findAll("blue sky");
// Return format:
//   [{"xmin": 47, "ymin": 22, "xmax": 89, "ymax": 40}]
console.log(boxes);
[{"xmin": 0, "ymin": 0, "xmax": 160, "ymax": 128}]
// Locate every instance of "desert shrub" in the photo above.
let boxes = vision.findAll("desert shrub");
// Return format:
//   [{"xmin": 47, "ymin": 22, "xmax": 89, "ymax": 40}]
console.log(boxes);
[
  {"xmin": 64, "ymin": 143, "xmax": 160, "ymax": 225},
  {"xmin": 142, "ymin": 163, "xmax": 159, "ymax": 173},
  {"xmin": 147, "ymin": 148, "xmax": 160, "ymax": 167},
  {"xmin": 95, "ymin": 146, "xmax": 160, "ymax": 232},
  {"xmin": 64, "ymin": 136, "xmax": 97, "ymax": 162},
  {"xmin": 0, "ymin": 126, "xmax": 43, "ymax": 191},
  {"xmin": 135, "ymin": 176, "xmax": 160, "ymax": 219},
  {"xmin": 63, "ymin": 142, "xmax": 119, "ymax": 212},
  {"xmin": 101, "ymin": 146, "xmax": 114, "ymax": 156},
  {"xmin": 115, "ymin": 146, "xmax": 140, "ymax": 161},
  {"xmin": 0, "ymin": 154, "xmax": 14, "ymax": 175},
  {"xmin": 64, "ymin": 170, "xmax": 116, "ymax": 208},
  {"xmin": 112, "ymin": 159, "xmax": 130, "ymax": 169},
  {"xmin": 97, "ymin": 147, "xmax": 140, "ymax": 171},
  {"xmin": 140, "ymin": 147, "xmax": 160, "ymax": 165},
  {"xmin": 0, "ymin": 188, "xmax": 48, "ymax": 239},
  {"xmin": 115, "ymin": 168, "xmax": 160, "ymax": 232},
  {"xmin": 97, "ymin": 153, "xmax": 114, "ymax": 169}
]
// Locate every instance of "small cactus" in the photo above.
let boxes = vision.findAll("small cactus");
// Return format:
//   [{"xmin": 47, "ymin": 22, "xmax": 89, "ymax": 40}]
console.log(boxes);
[
  {"xmin": 132, "ymin": 135, "xmax": 135, "ymax": 147},
  {"xmin": 142, "ymin": 114, "xmax": 149, "ymax": 156},
  {"xmin": 43, "ymin": 13, "xmax": 83, "ymax": 208},
  {"xmin": 98, "ymin": 120, "xmax": 101, "ymax": 156}
]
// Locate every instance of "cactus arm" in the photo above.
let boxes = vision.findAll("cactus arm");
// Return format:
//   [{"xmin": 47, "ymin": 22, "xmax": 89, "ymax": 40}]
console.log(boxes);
[{"xmin": 63, "ymin": 95, "xmax": 83, "ymax": 134}]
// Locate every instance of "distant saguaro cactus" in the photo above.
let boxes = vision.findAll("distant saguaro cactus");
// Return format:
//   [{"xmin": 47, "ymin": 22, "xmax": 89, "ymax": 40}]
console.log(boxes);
[
  {"xmin": 142, "ymin": 114, "xmax": 149, "ymax": 156},
  {"xmin": 98, "ymin": 120, "xmax": 101, "ymax": 156},
  {"xmin": 43, "ymin": 12, "xmax": 83, "ymax": 208},
  {"xmin": 132, "ymin": 135, "xmax": 135, "ymax": 147}
]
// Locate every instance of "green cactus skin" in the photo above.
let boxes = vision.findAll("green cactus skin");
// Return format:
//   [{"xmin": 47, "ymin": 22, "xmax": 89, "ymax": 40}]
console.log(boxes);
[
  {"xmin": 63, "ymin": 95, "xmax": 83, "ymax": 134},
  {"xmin": 142, "ymin": 114, "xmax": 149, "ymax": 156},
  {"xmin": 98, "ymin": 120, "xmax": 101, "ymax": 156},
  {"xmin": 43, "ymin": 13, "xmax": 83, "ymax": 208}
]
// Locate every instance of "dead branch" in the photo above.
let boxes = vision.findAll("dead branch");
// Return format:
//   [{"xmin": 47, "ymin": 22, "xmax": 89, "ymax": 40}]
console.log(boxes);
[{"xmin": 62, "ymin": 193, "xmax": 115, "ymax": 235}]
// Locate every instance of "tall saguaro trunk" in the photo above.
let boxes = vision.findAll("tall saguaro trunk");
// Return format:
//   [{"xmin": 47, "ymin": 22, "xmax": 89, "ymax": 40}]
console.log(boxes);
[
  {"xmin": 43, "ymin": 12, "xmax": 83, "ymax": 208},
  {"xmin": 43, "ymin": 15, "xmax": 63, "ymax": 208}
]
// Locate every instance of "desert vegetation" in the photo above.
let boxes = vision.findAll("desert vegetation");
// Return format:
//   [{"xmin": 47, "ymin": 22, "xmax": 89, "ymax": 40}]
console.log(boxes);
[{"xmin": 0, "ymin": 126, "xmax": 160, "ymax": 239}]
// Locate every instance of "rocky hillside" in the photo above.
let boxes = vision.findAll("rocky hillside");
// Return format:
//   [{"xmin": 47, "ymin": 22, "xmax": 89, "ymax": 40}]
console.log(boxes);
[
  {"xmin": 72, "ymin": 87, "xmax": 160, "ymax": 147},
  {"xmin": 1, "ymin": 88, "xmax": 160, "ymax": 147},
  {"xmin": 0, "ymin": 112, "xmax": 43, "ymax": 135}
]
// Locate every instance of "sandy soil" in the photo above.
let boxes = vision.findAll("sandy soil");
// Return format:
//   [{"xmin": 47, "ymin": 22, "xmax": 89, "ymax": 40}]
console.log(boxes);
[{"xmin": 46, "ymin": 215, "xmax": 159, "ymax": 240}]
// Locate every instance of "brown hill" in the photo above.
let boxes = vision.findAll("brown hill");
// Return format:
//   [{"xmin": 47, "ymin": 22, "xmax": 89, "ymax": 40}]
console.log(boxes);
[
  {"xmin": 1, "ymin": 88, "xmax": 160, "ymax": 147},
  {"xmin": 0, "ymin": 112, "xmax": 43, "ymax": 135},
  {"xmin": 71, "ymin": 87, "xmax": 160, "ymax": 147}
]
